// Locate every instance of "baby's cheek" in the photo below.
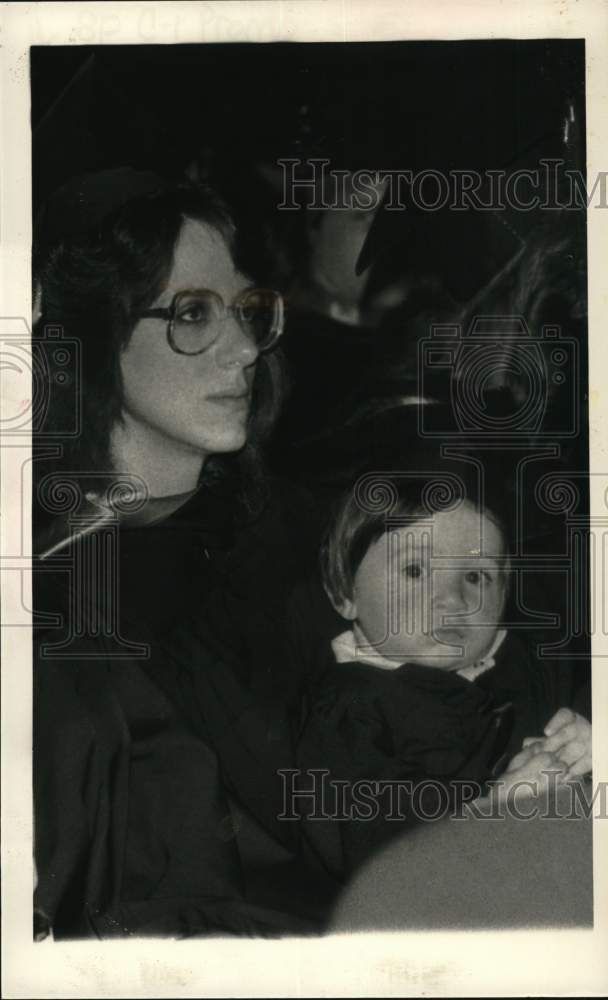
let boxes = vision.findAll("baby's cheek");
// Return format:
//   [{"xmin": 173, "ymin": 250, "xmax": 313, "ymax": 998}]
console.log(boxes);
[
  {"xmin": 359, "ymin": 598, "xmax": 391, "ymax": 645},
  {"xmin": 479, "ymin": 585, "xmax": 506, "ymax": 623},
  {"xmin": 461, "ymin": 626, "xmax": 500, "ymax": 666}
]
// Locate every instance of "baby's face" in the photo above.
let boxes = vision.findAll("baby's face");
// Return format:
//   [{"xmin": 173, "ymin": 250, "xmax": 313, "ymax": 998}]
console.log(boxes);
[{"xmin": 349, "ymin": 502, "xmax": 506, "ymax": 670}]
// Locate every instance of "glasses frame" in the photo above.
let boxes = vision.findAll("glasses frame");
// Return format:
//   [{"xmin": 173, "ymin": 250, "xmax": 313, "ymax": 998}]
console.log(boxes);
[{"xmin": 139, "ymin": 287, "xmax": 285, "ymax": 356}]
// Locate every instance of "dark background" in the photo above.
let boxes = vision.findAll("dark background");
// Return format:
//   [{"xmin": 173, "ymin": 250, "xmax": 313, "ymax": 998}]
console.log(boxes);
[
  {"xmin": 31, "ymin": 40, "xmax": 585, "ymax": 211},
  {"xmin": 31, "ymin": 41, "xmax": 590, "ymax": 675}
]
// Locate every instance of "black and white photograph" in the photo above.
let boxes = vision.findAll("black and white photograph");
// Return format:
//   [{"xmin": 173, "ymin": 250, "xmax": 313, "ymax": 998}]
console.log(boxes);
[{"xmin": 2, "ymin": 2, "xmax": 608, "ymax": 997}]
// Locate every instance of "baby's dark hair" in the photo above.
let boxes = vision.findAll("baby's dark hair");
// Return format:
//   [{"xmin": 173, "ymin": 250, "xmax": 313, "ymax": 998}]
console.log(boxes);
[{"xmin": 321, "ymin": 466, "xmax": 511, "ymax": 609}]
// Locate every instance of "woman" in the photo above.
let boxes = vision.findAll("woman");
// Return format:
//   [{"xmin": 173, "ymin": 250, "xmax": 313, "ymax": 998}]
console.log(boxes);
[{"xmin": 33, "ymin": 168, "xmax": 336, "ymax": 939}]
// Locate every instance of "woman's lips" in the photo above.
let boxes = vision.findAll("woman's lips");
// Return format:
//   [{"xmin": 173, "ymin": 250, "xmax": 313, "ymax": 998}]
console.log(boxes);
[{"xmin": 209, "ymin": 392, "xmax": 251, "ymax": 406}]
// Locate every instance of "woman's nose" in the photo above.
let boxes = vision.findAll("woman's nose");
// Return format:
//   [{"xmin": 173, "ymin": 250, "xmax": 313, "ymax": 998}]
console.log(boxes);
[{"xmin": 215, "ymin": 315, "xmax": 259, "ymax": 368}]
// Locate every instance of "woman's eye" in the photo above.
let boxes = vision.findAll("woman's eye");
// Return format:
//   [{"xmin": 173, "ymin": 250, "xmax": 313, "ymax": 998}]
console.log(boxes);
[
  {"xmin": 465, "ymin": 570, "xmax": 492, "ymax": 585},
  {"xmin": 403, "ymin": 563, "xmax": 423, "ymax": 579},
  {"xmin": 240, "ymin": 305, "xmax": 258, "ymax": 323},
  {"xmin": 178, "ymin": 302, "xmax": 212, "ymax": 324}
]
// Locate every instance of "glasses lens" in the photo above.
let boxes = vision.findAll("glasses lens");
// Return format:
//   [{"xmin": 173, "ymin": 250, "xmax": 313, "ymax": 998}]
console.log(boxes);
[
  {"xmin": 171, "ymin": 291, "xmax": 221, "ymax": 354},
  {"xmin": 237, "ymin": 289, "xmax": 283, "ymax": 350}
]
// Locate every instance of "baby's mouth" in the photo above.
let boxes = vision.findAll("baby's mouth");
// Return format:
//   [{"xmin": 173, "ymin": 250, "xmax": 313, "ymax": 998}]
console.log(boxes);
[{"xmin": 432, "ymin": 626, "xmax": 466, "ymax": 644}]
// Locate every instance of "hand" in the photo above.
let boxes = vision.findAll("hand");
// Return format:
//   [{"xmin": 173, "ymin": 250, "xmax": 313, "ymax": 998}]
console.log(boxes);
[
  {"xmin": 492, "ymin": 746, "xmax": 568, "ymax": 803},
  {"xmin": 541, "ymin": 707, "xmax": 592, "ymax": 779}
]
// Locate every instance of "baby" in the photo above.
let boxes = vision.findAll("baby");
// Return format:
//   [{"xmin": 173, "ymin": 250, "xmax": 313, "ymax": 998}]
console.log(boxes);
[{"xmin": 297, "ymin": 471, "xmax": 591, "ymax": 876}]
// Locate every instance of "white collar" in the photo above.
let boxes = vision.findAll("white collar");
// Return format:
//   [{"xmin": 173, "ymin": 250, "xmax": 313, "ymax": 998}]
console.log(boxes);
[{"xmin": 331, "ymin": 627, "xmax": 508, "ymax": 682}]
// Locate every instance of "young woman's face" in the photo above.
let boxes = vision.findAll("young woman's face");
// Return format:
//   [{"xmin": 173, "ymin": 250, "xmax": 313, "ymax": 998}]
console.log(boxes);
[
  {"xmin": 348, "ymin": 502, "xmax": 507, "ymax": 670},
  {"xmin": 119, "ymin": 218, "xmax": 258, "ymax": 463}
]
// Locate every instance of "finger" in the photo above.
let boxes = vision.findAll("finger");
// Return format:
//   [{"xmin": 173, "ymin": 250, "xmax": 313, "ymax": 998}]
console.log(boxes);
[
  {"xmin": 507, "ymin": 752, "xmax": 565, "ymax": 783},
  {"xmin": 495, "ymin": 752, "xmax": 568, "ymax": 798},
  {"xmin": 555, "ymin": 739, "xmax": 589, "ymax": 767},
  {"xmin": 566, "ymin": 754, "xmax": 592, "ymax": 779},
  {"xmin": 530, "ymin": 751, "xmax": 565, "ymax": 771},
  {"xmin": 544, "ymin": 707, "xmax": 576, "ymax": 736},
  {"xmin": 505, "ymin": 748, "xmax": 534, "ymax": 772},
  {"xmin": 543, "ymin": 723, "xmax": 579, "ymax": 754},
  {"xmin": 522, "ymin": 737, "xmax": 544, "ymax": 748}
]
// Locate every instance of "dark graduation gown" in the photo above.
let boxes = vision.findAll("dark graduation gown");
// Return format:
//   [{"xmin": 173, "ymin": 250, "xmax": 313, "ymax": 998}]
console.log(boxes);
[{"xmin": 33, "ymin": 477, "xmax": 338, "ymax": 940}]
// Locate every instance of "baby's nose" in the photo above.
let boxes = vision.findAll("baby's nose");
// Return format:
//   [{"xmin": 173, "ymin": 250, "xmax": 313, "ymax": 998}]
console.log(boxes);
[{"xmin": 433, "ymin": 572, "xmax": 469, "ymax": 613}]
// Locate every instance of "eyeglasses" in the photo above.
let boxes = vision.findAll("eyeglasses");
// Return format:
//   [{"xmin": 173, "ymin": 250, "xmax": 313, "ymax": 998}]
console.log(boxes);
[{"xmin": 139, "ymin": 288, "xmax": 285, "ymax": 356}]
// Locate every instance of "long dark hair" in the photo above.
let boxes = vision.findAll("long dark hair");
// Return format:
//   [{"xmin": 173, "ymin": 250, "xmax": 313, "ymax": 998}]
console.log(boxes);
[{"xmin": 33, "ymin": 175, "xmax": 285, "ymax": 542}]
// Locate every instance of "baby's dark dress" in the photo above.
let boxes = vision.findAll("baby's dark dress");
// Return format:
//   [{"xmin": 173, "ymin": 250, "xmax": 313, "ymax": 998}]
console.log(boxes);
[{"xmin": 297, "ymin": 629, "xmax": 568, "ymax": 879}]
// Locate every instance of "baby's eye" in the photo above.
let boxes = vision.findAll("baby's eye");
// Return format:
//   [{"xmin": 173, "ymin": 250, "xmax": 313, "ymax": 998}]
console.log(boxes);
[
  {"xmin": 464, "ymin": 569, "xmax": 493, "ymax": 585},
  {"xmin": 403, "ymin": 563, "xmax": 424, "ymax": 579}
]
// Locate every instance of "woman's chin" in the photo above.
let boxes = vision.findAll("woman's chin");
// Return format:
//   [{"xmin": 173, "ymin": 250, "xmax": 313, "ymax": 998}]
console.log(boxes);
[{"xmin": 197, "ymin": 426, "xmax": 248, "ymax": 456}]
